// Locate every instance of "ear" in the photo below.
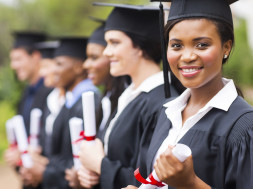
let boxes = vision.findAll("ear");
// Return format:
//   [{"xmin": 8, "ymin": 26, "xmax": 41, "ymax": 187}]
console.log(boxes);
[
  {"xmin": 73, "ymin": 60, "xmax": 85, "ymax": 75},
  {"xmin": 223, "ymin": 40, "xmax": 232, "ymax": 57},
  {"xmin": 31, "ymin": 50, "xmax": 42, "ymax": 63}
]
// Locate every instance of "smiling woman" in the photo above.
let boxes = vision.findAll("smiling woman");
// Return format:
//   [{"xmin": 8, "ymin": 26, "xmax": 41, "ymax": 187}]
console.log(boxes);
[
  {"xmin": 78, "ymin": 3, "xmax": 184, "ymax": 189},
  {"xmin": 123, "ymin": 0, "xmax": 253, "ymax": 189}
]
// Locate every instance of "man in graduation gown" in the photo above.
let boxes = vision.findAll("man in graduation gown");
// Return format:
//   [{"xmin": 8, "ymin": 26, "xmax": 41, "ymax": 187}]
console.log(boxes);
[
  {"xmin": 4, "ymin": 31, "xmax": 52, "ymax": 189},
  {"xmin": 20, "ymin": 37, "xmax": 101, "ymax": 189}
]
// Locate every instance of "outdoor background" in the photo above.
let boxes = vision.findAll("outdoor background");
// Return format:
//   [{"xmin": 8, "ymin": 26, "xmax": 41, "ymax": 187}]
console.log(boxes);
[{"xmin": 0, "ymin": 0, "xmax": 252, "ymax": 188}]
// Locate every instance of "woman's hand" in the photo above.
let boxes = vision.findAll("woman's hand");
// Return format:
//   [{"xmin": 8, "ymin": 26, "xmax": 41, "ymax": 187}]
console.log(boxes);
[
  {"xmin": 29, "ymin": 147, "xmax": 49, "ymax": 166},
  {"xmin": 155, "ymin": 146, "xmax": 210, "ymax": 189},
  {"xmin": 65, "ymin": 166, "xmax": 83, "ymax": 189},
  {"xmin": 79, "ymin": 138, "xmax": 105, "ymax": 174},
  {"xmin": 4, "ymin": 148, "xmax": 21, "ymax": 167},
  {"xmin": 77, "ymin": 165, "xmax": 100, "ymax": 188},
  {"xmin": 20, "ymin": 159, "xmax": 47, "ymax": 187}
]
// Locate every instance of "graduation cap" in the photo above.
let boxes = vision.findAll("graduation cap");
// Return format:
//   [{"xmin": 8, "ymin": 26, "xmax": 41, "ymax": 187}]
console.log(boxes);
[
  {"xmin": 93, "ymin": 3, "xmax": 161, "ymax": 43},
  {"xmin": 88, "ymin": 17, "xmax": 107, "ymax": 47},
  {"xmin": 12, "ymin": 31, "xmax": 46, "ymax": 49},
  {"xmin": 35, "ymin": 41, "xmax": 60, "ymax": 59},
  {"xmin": 151, "ymin": 0, "xmax": 238, "ymax": 27},
  {"xmin": 54, "ymin": 37, "xmax": 88, "ymax": 60}
]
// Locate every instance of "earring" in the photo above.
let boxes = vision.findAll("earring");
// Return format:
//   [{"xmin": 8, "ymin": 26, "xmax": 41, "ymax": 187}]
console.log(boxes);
[{"xmin": 224, "ymin": 54, "xmax": 228, "ymax": 59}]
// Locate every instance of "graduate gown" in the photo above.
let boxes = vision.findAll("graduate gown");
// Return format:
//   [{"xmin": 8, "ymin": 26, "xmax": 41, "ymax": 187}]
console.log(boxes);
[
  {"xmin": 17, "ymin": 79, "xmax": 51, "ymax": 189},
  {"xmin": 99, "ymin": 85, "xmax": 179, "ymax": 189},
  {"xmin": 40, "ymin": 92, "xmax": 100, "ymax": 189},
  {"xmin": 140, "ymin": 96, "xmax": 253, "ymax": 189},
  {"xmin": 18, "ymin": 79, "xmax": 52, "ymax": 135}
]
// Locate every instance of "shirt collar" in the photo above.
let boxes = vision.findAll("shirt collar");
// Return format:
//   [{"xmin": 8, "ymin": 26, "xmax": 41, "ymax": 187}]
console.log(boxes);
[
  {"xmin": 28, "ymin": 78, "xmax": 44, "ymax": 94},
  {"xmin": 164, "ymin": 78, "xmax": 238, "ymax": 112},
  {"xmin": 65, "ymin": 79, "xmax": 100, "ymax": 109},
  {"xmin": 133, "ymin": 71, "xmax": 164, "ymax": 93}
]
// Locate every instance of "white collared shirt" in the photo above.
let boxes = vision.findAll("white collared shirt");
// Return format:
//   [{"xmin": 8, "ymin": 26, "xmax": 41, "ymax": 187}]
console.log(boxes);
[
  {"xmin": 152, "ymin": 78, "xmax": 238, "ymax": 189},
  {"xmin": 99, "ymin": 92, "xmax": 112, "ymax": 132},
  {"xmin": 45, "ymin": 88, "xmax": 65, "ymax": 135},
  {"xmin": 104, "ymin": 71, "xmax": 164, "ymax": 155}
]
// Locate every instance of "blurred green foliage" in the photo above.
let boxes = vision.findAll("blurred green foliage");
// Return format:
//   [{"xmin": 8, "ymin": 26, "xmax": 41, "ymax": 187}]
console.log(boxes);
[
  {"xmin": 0, "ymin": 0, "xmax": 253, "ymax": 162},
  {"xmin": 0, "ymin": 0, "xmax": 150, "ymax": 162},
  {"xmin": 223, "ymin": 19, "xmax": 253, "ymax": 86}
]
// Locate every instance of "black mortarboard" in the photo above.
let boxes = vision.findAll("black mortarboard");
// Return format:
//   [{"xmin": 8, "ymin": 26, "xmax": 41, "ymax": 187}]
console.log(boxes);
[
  {"xmin": 93, "ymin": 3, "xmax": 160, "ymax": 43},
  {"xmin": 151, "ymin": 0, "xmax": 238, "ymax": 27},
  {"xmin": 54, "ymin": 37, "xmax": 88, "ymax": 60},
  {"xmin": 88, "ymin": 17, "xmax": 107, "ymax": 47},
  {"xmin": 35, "ymin": 41, "xmax": 60, "ymax": 59},
  {"xmin": 12, "ymin": 31, "xmax": 46, "ymax": 49}
]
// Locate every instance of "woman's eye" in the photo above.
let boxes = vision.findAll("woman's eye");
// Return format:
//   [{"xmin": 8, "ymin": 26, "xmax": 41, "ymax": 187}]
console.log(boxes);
[
  {"xmin": 111, "ymin": 41, "xmax": 119, "ymax": 46},
  {"xmin": 196, "ymin": 42, "xmax": 209, "ymax": 48},
  {"xmin": 90, "ymin": 56, "xmax": 98, "ymax": 60},
  {"xmin": 171, "ymin": 43, "xmax": 182, "ymax": 49}
]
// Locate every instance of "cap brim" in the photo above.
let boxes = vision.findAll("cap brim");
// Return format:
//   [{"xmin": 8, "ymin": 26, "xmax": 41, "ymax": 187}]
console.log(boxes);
[
  {"xmin": 150, "ymin": 0, "xmax": 238, "ymax": 5},
  {"xmin": 93, "ymin": 2, "xmax": 160, "ymax": 11}
]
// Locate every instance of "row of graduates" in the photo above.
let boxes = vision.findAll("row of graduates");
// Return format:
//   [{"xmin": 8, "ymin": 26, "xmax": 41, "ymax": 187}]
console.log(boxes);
[{"xmin": 4, "ymin": 0, "xmax": 253, "ymax": 189}]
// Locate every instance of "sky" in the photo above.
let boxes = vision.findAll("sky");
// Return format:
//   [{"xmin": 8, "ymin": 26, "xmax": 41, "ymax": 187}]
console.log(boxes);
[{"xmin": 0, "ymin": 0, "xmax": 16, "ymax": 6}]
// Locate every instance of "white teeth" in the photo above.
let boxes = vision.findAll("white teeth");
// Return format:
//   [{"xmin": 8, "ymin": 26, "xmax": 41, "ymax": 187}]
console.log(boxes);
[{"xmin": 182, "ymin": 68, "xmax": 199, "ymax": 73}]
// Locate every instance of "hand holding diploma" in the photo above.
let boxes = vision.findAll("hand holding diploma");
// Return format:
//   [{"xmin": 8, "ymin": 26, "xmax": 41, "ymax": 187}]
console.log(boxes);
[
  {"xmin": 12, "ymin": 115, "xmax": 33, "ymax": 168},
  {"xmin": 79, "ymin": 91, "xmax": 104, "ymax": 179},
  {"xmin": 137, "ymin": 144, "xmax": 192, "ymax": 189},
  {"xmin": 69, "ymin": 117, "xmax": 83, "ymax": 170}
]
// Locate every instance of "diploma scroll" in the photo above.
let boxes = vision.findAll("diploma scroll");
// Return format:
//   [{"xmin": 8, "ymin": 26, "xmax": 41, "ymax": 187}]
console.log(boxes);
[
  {"xmin": 82, "ymin": 91, "xmax": 96, "ymax": 144},
  {"xmin": 12, "ymin": 115, "xmax": 33, "ymax": 168},
  {"xmin": 138, "ymin": 144, "xmax": 192, "ymax": 189},
  {"xmin": 5, "ymin": 118, "xmax": 17, "ymax": 148},
  {"xmin": 29, "ymin": 108, "xmax": 42, "ymax": 149},
  {"xmin": 69, "ymin": 117, "xmax": 83, "ymax": 170}
]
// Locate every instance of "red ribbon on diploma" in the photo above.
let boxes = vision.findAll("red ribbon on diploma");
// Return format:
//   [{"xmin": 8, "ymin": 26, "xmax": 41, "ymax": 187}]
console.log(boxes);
[
  {"xmin": 16, "ymin": 150, "xmax": 28, "ymax": 167},
  {"xmin": 28, "ymin": 134, "xmax": 39, "ymax": 144},
  {"xmin": 9, "ymin": 142, "xmax": 17, "ymax": 149},
  {"xmin": 72, "ymin": 131, "xmax": 96, "ymax": 144},
  {"xmin": 73, "ymin": 154, "xmax": 79, "ymax": 158},
  {"xmin": 134, "ymin": 168, "xmax": 165, "ymax": 187}
]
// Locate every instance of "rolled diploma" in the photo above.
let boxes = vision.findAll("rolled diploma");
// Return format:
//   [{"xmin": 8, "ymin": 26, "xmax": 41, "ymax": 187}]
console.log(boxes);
[
  {"xmin": 29, "ymin": 108, "xmax": 42, "ymax": 149},
  {"xmin": 69, "ymin": 117, "xmax": 83, "ymax": 170},
  {"xmin": 82, "ymin": 91, "xmax": 96, "ymax": 144},
  {"xmin": 139, "ymin": 144, "xmax": 192, "ymax": 189},
  {"xmin": 5, "ymin": 118, "xmax": 16, "ymax": 146},
  {"xmin": 12, "ymin": 115, "xmax": 33, "ymax": 168}
]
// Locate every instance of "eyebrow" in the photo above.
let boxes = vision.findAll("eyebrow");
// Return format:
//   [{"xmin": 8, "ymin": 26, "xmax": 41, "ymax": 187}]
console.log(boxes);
[
  {"xmin": 169, "ymin": 37, "xmax": 211, "ymax": 43},
  {"xmin": 192, "ymin": 37, "xmax": 212, "ymax": 42}
]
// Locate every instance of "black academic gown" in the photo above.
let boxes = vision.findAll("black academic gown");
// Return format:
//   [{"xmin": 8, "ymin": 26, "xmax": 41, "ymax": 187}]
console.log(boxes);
[
  {"xmin": 41, "ymin": 99, "xmax": 82, "ymax": 189},
  {"xmin": 140, "ymin": 96, "xmax": 253, "ymax": 189},
  {"xmin": 17, "ymin": 80, "xmax": 51, "ymax": 189},
  {"xmin": 40, "ymin": 92, "xmax": 101, "ymax": 189},
  {"xmin": 18, "ymin": 79, "xmax": 52, "ymax": 134},
  {"xmin": 99, "ymin": 85, "xmax": 179, "ymax": 189}
]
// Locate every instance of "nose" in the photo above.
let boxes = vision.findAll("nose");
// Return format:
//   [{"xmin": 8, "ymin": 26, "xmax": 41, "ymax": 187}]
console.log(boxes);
[
  {"xmin": 10, "ymin": 60, "xmax": 18, "ymax": 70},
  {"xmin": 83, "ymin": 59, "xmax": 90, "ymax": 69},
  {"xmin": 103, "ymin": 45, "xmax": 112, "ymax": 57},
  {"xmin": 181, "ymin": 48, "xmax": 197, "ymax": 63}
]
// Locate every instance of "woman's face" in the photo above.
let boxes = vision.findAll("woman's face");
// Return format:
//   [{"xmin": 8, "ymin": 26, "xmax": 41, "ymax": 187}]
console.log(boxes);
[
  {"xmin": 167, "ymin": 19, "xmax": 231, "ymax": 89},
  {"xmin": 103, "ymin": 30, "xmax": 141, "ymax": 77},
  {"xmin": 39, "ymin": 59, "xmax": 58, "ymax": 87},
  {"xmin": 83, "ymin": 43, "xmax": 110, "ymax": 86},
  {"xmin": 54, "ymin": 56, "xmax": 83, "ymax": 90}
]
